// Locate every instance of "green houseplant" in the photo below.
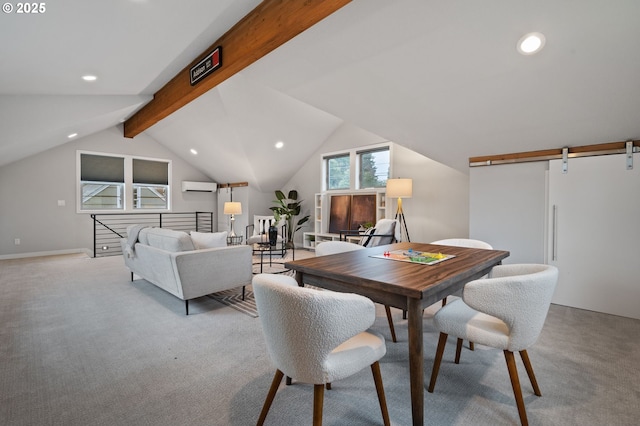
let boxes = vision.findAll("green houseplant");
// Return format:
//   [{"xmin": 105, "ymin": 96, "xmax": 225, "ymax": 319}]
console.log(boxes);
[{"xmin": 270, "ymin": 190, "xmax": 310, "ymax": 248}]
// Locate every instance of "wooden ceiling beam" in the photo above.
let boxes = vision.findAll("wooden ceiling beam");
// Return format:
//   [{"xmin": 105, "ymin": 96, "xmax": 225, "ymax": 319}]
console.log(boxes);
[
  {"xmin": 217, "ymin": 182, "xmax": 249, "ymax": 189},
  {"xmin": 124, "ymin": 0, "xmax": 351, "ymax": 139}
]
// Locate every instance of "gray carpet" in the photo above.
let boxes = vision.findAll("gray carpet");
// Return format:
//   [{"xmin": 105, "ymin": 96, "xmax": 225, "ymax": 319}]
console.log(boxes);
[{"xmin": 1, "ymin": 253, "xmax": 639, "ymax": 425}]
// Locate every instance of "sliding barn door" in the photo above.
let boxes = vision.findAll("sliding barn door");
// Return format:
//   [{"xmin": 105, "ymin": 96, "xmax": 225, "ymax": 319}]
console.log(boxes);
[{"xmin": 548, "ymin": 153, "xmax": 640, "ymax": 319}]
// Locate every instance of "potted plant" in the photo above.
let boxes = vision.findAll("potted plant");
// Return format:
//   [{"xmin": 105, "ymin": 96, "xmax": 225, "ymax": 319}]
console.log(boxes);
[{"xmin": 270, "ymin": 189, "xmax": 310, "ymax": 248}]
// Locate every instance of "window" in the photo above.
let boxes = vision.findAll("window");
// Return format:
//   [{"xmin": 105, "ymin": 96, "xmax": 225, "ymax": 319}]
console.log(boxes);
[
  {"xmin": 80, "ymin": 154, "xmax": 125, "ymax": 210},
  {"xmin": 322, "ymin": 143, "xmax": 393, "ymax": 191},
  {"xmin": 78, "ymin": 151, "xmax": 171, "ymax": 212},
  {"xmin": 326, "ymin": 154, "xmax": 350, "ymax": 190},
  {"xmin": 358, "ymin": 147, "xmax": 389, "ymax": 188},
  {"xmin": 133, "ymin": 159, "xmax": 169, "ymax": 209}
]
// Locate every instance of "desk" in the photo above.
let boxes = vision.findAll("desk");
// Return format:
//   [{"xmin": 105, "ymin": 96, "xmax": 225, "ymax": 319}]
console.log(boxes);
[{"xmin": 285, "ymin": 242, "xmax": 509, "ymax": 426}]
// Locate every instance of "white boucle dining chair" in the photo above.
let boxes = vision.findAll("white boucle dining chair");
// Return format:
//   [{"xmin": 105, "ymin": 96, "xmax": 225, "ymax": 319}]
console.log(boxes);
[
  {"xmin": 253, "ymin": 274, "xmax": 390, "ymax": 426},
  {"xmin": 430, "ymin": 238, "xmax": 493, "ymax": 251},
  {"xmin": 429, "ymin": 238, "xmax": 494, "ymax": 351},
  {"xmin": 315, "ymin": 241, "xmax": 397, "ymax": 343},
  {"xmin": 428, "ymin": 264, "xmax": 558, "ymax": 426}
]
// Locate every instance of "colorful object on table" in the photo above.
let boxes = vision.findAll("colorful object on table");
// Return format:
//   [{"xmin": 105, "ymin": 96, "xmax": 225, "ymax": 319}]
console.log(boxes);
[{"xmin": 371, "ymin": 249, "xmax": 455, "ymax": 265}]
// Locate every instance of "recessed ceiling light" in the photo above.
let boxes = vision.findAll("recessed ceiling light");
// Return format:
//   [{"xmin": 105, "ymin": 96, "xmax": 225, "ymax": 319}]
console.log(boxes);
[
  {"xmin": 82, "ymin": 75, "xmax": 97, "ymax": 82},
  {"xmin": 517, "ymin": 32, "xmax": 545, "ymax": 55},
  {"xmin": 275, "ymin": 141, "xmax": 284, "ymax": 149},
  {"xmin": 67, "ymin": 133, "xmax": 78, "ymax": 139},
  {"xmin": 190, "ymin": 148, "xmax": 198, "ymax": 155}
]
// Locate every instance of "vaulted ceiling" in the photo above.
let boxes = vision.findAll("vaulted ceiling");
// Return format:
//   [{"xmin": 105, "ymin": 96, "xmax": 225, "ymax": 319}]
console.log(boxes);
[{"xmin": 2, "ymin": 0, "xmax": 639, "ymax": 191}]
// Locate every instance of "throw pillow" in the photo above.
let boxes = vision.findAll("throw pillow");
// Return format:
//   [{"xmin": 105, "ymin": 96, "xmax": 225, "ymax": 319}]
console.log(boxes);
[
  {"xmin": 359, "ymin": 227, "xmax": 375, "ymax": 246},
  {"xmin": 190, "ymin": 231, "xmax": 228, "ymax": 249}
]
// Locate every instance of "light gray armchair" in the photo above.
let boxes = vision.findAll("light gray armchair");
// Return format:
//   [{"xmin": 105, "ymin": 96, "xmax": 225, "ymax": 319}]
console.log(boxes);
[
  {"xmin": 253, "ymin": 273, "xmax": 390, "ymax": 426},
  {"xmin": 428, "ymin": 264, "xmax": 559, "ymax": 426}
]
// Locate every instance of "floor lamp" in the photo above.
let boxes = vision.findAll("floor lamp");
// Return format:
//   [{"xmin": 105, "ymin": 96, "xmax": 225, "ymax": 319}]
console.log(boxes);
[
  {"xmin": 386, "ymin": 178, "xmax": 412, "ymax": 242},
  {"xmin": 224, "ymin": 201, "xmax": 242, "ymax": 237}
]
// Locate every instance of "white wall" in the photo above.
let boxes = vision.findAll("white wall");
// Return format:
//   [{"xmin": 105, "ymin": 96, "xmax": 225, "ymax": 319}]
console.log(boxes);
[
  {"xmin": 0, "ymin": 126, "xmax": 215, "ymax": 257},
  {"xmin": 281, "ymin": 123, "xmax": 470, "ymax": 245},
  {"xmin": 469, "ymin": 162, "xmax": 548, "ymax": 262},
  {"xmin": 391, "ymin": 144, "xmax": 469, "ymax": 243}
]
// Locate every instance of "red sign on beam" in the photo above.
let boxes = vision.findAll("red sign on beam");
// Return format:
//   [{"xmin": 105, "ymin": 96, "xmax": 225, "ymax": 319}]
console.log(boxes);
[{"xmin": 190, "ymin": 46, "xmax": 222, "ymax": 86}]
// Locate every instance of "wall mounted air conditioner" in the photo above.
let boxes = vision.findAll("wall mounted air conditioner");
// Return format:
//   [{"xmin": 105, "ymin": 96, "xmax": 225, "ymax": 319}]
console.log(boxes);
[{"xmin": 181, "ymin": 181, "xmax": 217, "ymax": 192}]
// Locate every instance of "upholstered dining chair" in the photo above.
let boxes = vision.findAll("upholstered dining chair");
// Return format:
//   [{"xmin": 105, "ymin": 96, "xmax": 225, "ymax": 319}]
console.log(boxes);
[
  {"xmin": 430, "ymin": 238, "xmax": 493, "ymax": 251},
  {"xmin": 428, "ymin": 264, "xmax": 559, "ymax": 426},
  {"xmin": 420, "ymin": 238, "xmax": 494, "ymax": 353},
  {"xmin": 315, "ymin": 241, "xmax": 397, "ymax": 343},
  {"xmin": 430, "ymin": 238, "xmax": 493, "ymax": 308},
  {"xmin": 253, "ymin": 274, "xmax": 390, "ymax": 426}
]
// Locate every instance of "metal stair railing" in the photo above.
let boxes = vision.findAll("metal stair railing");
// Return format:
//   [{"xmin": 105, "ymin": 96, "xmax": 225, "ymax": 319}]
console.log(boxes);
[{"xmin": 91, "ymin": 211, "xmax": 214, "ymax": 258}]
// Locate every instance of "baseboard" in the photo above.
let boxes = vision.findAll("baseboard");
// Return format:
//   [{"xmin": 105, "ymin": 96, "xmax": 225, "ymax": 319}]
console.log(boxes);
[{"xmin": 0, "ymin": 248, "xmax": 92, "ymax": 260}]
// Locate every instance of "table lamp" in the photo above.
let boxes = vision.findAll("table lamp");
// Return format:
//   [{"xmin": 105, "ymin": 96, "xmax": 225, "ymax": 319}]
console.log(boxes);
[
  {"xmin": 223, "ymin": 201, "xmax": 242, "ymax": 237},
  {"xmin": 386, "ymin": 178, "xmax": 412, "ymax": 242}
]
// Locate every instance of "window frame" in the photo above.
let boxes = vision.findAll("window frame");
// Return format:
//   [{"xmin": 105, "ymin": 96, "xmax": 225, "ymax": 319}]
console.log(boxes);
[
  {"xmin": 356, "ymin": 146, "xmax": 390, "ymax": 189},
  {"xmin": 322, "ymin": 142, "xmax": 393, "ymax": 192},
  {"xmin": 76, "ymin": 150, "xmax": 172, "ymax": 214},
  {"xmin": 324, "ymin": 153, "xmax": 351, "ymax": 191}
]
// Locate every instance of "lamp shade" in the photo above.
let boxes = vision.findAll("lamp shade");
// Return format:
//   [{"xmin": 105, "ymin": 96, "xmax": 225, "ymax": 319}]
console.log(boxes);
[
  {"xmin": 386, "ymin": 178, "xmax": 413, "ymax": 198},
  {"xmin": 223, "ymin": 201, "xmax": 242, "ymax": 215}
]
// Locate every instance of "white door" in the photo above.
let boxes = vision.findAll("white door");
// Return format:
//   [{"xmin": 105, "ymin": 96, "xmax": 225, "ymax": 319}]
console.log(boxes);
[{"xmin": 548, "ymin": 153, "xmax": 640, "ymax": 319}]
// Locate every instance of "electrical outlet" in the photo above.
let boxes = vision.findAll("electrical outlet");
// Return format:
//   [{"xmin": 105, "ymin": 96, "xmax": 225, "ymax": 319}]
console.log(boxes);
[
  {"xmin": 14, "ymin": 238, "xmax": 20, "ymax": 245},
  {"xmin": 57, "ymin": 200, "xmax": 66, "ymax": 207}
]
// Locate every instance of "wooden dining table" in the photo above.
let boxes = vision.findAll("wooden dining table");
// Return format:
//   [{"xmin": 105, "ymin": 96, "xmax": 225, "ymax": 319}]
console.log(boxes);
[{"xmin": 285, "ymin": 241, "xmax": 509, "ymax": 426}]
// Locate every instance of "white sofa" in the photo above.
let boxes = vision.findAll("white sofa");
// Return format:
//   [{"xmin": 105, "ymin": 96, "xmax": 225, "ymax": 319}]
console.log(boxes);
[{"xmin": 121, "ymin": 226, "xmax": 252, "ymax": 315}]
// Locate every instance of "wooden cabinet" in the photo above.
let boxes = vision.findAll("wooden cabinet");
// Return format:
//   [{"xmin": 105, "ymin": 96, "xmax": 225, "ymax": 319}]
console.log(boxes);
[{"xmin": 303, "ymin": 190, "xmax": 387, "ymax": 250}]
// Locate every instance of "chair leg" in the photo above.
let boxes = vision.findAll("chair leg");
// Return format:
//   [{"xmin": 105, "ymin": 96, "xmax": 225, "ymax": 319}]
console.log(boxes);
[
  {"xmin": 257, "ymin": 369, "xmax": 284, "ymax": 426},
  {"xmin": 384, "ymin": 305, "xmax": 397, "ymax": 343},
  {"xmin": 371, "ymin": 361, "xmax": 391, "ymax": 426},
  {"xmin": 313, "ymin": 384, "xmax": 324, "ymax": 426},
  {"xmin": 442, "ymin": 297, "xmax": 448, "ymax": 306},
  {"xmin": 326, "ymin": 383, "xmax": 331, "ymax": 390},
  {"xmin": 428, "ymin": 332, "xmax": 448, "ymax": 393},
  {"xmin": 504, "ymin": 350, "xmax": 529, "ymax": 426},
  {"xmin": 455, "ymin": 338, "xmax": 463, "ymax": 364},
  {"xmin": 520, "ymin": 350, "xmax": 542, "ymax": 396},
  {"xmin": 286, "ymin": 376, "xmax": 292, "ymax": 385},
  {"xmin": 469, "ymin": 342, "xmax": 475, "ymax": 351}
]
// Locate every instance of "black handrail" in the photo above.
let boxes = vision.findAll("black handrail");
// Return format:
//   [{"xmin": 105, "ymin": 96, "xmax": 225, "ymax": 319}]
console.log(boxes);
[{"xmin": 91, "ymin": 211, "xmax": 214, "ymax": 258}]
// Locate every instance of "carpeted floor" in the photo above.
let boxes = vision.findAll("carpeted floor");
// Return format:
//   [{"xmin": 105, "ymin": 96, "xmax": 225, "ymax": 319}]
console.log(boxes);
[{"xmin": 1, "ymin": 253, "xmax": 639, "ymax": 425}]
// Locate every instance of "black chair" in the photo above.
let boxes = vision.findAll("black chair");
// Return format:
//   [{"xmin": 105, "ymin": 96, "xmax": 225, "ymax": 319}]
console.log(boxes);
[{"xmin": 339, "ymin": 219, "xmax": 398, "ymax": 247}]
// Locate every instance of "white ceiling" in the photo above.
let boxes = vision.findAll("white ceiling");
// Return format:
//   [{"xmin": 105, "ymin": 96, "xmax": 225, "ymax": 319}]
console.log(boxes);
[{"xmin": 2, "ymin": 0, "xmax": 639, "ymax": 191}]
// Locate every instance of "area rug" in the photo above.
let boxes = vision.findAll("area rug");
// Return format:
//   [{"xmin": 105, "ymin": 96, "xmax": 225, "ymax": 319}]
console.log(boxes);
[
  {"xmin": 208, "ymin": 288, "xmax": 258, "ymax": 318},
  {"xmin": 209, "ymin": 249, "xmax": 315, "ymax": 317}
]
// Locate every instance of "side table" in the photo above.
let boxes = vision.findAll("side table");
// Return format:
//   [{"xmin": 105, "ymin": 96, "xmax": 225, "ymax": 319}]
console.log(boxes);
[{"xmin": 253, "ymin": 242, "xmax": 294, "ymax": 274}]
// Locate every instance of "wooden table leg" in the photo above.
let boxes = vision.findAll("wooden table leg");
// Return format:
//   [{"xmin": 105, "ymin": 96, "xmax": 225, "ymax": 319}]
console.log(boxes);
[{"xmin": 407, "ymin": 297, "xmax": 424, "ymax": 426}]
